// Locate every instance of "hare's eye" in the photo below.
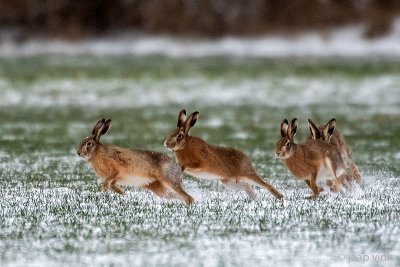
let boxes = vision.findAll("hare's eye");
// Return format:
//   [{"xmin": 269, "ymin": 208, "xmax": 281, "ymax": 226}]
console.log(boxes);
[
  {"xmin": 286, "ymin": 142, "xmax": 291, "ymax": 147},
  {"xmin": 177, "ymin": 133, "xmax": 183, "ymax": 139},
  {"xmin": 86, "ymin": 141, "xmax": 92, "ymax": 146}
]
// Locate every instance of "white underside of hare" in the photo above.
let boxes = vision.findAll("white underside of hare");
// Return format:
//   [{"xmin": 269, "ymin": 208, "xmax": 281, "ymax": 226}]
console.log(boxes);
[
  {"xmin": 316, "ymin": 165, "xmax": 333, "ymax": 182},
  {"xmin": 307, "ymin": 159, "xmax": 346, "ymax": 182},
  {"xmin": 118, "ymin": 175, "xmax": 155, "ymax": 187},
  {"xmin": 185, "ymin": 170, "xmax": 222, "ymax": 180}
]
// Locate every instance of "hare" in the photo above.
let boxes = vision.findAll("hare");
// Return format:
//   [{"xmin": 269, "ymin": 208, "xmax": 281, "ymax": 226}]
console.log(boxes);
[
  {"xmin": 77, "ymin": 118, "xmax": 194, "ymax": 204},
  {"xmin": 275, "ymin": 118, "xmax": 352, "ymax": 199},
  {"xmin": 307, "ymin": 118, "xmax": 361, "ymax": 184},
  {"xmin": 164, "ymin": 109, "xmax": 283, "ymax": 199}
]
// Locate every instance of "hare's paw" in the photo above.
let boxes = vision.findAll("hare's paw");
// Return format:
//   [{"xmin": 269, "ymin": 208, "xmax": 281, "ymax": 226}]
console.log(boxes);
[
  {"xmin": 305, "ymin": 194, "xmax": 318, "ymax": 200},
  {"xmin": 184, "ymin": 196, "xmax": 194, "ymax": 205},
  {"xmin": 101, "ymin": 182, "xmax": 109, "ymax": 192},
  {"xmin": 111, "ymin": 184, "xmax": 125, "ymax": 195}
]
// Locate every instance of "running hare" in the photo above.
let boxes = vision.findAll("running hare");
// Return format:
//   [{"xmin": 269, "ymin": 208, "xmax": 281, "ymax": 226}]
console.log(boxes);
[
  {"xmin": 307, "ymin": 118, "xmax": 361, "ymax": 184},
  {"xmin": 77, "ymin": 118, "xmax": 194, "ymax": 204},
  {"xmin": 275, "ymin": 118, "xmax": 351, "ymax": 199},
  {"xmin": 164, "ymin": 110, "xmax": 283, "ymax": 199}
]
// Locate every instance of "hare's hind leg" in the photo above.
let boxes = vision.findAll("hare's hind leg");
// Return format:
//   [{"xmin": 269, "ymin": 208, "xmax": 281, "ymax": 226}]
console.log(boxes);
[
  {"xmin": 110, "ymin": 180, "xmax": 125, "ymax": 195},
  {"xmin": 220, "ymin": 179, "xmax": 256, "ymax": 198},
  {"xmin": 346, "ymin": 155, "xmax": 361, "ymax": 184},
  {"xmin": 326, "ymin": 179, "xmax": 341, "ymax": 193},
  {"xmin": 326, "ymin": 158, "xmax": 350, "ymax": 191},
  {"xmin": 162, "ymin": 180, "xmax": 194, "ymax": 205},
  {"xmin": 342, "ymin": 150, "xmax": 361, "ymax": 184},
  {"xmin": 241, "ymin": 174, "xmax": 283, "ymax": 199},
  {"xmin": 160, "ymin": 162, "xmax": 193, "ymax": 204},
  {"xmin": 144, "ymin": 180, "xmax": 192, "ymax": 204},
  {"xmin": 144, "ymin": 181, "xmax": 167, "ymax": 198},
  {"xmin": 335, "ymin": 164, "xmax": 352, "ymax": 190},
  {"xmin": 242, "ymin": 182, "xmax": 256, "ymax": 199},
  {"xmin": 350, "ymin": 161, "xmax": 361, "ymax": 184}
]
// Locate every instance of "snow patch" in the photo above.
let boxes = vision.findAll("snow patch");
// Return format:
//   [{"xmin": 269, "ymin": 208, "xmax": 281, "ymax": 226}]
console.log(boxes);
[{"xmin": 1, "ymin": 20, "xmax": 400, "ymax": 58}]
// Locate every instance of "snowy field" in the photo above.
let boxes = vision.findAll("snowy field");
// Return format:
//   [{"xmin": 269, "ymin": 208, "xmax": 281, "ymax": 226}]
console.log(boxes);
[{"xmin": 0, "ymin": 55, "xmax": 399, "ymax": 266}]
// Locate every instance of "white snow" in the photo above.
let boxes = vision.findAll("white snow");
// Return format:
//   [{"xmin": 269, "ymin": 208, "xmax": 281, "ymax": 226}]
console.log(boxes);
[
  {"xmin": 1, "ymin": 19, "xmax": 400, "ymax": 58},
  {"xmin": 0, "ymin": 76, "xmax": 399, "ymax": 116}
]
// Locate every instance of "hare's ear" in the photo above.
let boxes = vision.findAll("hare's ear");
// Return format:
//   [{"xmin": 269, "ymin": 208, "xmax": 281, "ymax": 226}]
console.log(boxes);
[
  {"xmin": 322, "ymin": 118, "xmax": 336, "ymax": 141},
  {"xmin": 184, "ymin": 111, "xmax": 199, "ymax": 134},
  {"xmin": 281, "ymin": 119, "xmax": 289, "ymax": 137},
  {"xmin": 308, "ymin": 119, "xmax": 320, "ymax": 140},
  {"xmin": 177, "ymin": 109, "xmax": 187, "ymax": 128},
  {"xmin": 287, "ymin": 118, "xmax": 298, "ymax": 141},
  {"xmin": 100, "ymin": 119, "xmax": 111, "ymax": 136},
  {"xmin": 92, "ymin": 118, "xmax": 105, "ymax": 136},
  {"xmin": 93, "ymin": 118, "xmax": 111, "ymax": 142}
]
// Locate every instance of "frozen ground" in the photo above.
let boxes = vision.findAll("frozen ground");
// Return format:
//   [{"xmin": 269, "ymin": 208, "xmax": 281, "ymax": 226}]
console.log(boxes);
[{"xmin": 0, "ymin": 56, "xmax": 399, "ymax": 266}]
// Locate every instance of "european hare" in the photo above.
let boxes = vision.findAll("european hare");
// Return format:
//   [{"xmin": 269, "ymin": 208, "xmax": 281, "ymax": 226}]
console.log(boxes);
[
  {"xmin": 77, "ymin": 118, "xmax": 194, "ymax": 204},
  {"xmin": 164, "ymin": 110, "xmax": 283, "ymax": 199},
  {"xmin": 307, "ymin": 118, "xmax": 361, "ymax": 184},
  {"xmin": 275, "ymin": 118, "xmax": 351, "ymax": 199}
]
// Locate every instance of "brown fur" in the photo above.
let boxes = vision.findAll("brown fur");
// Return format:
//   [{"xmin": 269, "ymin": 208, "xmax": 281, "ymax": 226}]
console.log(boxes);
[
  {"xmin": 165, "ymin": 110, "xmax": 283, "ymax": 199},
  {"xmin": 276, "ymin": 118, "xmax": 351, "ymax": 199},
  {"xmin": 307, "ymin": 119, "xmax": 361, "ymax": 184},
  {"xmin": 77, "ymin": 118, "xmax": 194, "ymax": 204}
]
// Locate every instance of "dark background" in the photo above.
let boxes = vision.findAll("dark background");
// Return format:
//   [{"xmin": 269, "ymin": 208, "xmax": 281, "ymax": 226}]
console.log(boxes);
[{"xmin": 1, "ymin": 0, "xmax": 399, "ymax": 41}]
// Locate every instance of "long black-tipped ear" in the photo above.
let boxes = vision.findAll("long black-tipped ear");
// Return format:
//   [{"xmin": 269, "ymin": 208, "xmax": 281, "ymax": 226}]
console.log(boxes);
[
  {"xmin": 287, "ymin": 118, "xmax": 298, "ymax": 141},
  {"xmin": 281, "ymin": 119, "xmax": 289, "ymax": 137},
  {"xmin": 100, "ymin": 119, "xmax": 111, "ymax": 137},
  {"xmin": 93, "ymin": 118, "xmax": 111, "ymax": 142},
  {"xmin": 322, "ymin": 118, "xmax": 336, "ymax": 141},
  {"xmin": 189, "ymin": 111, "xmax": 199, "ymax": 128},
  {"xmin": 92, "ymin": 118, "xmax": 105, "ymax": 136},
  {"xmin": 308, "ymin": 119, "xmax": 320, "ymax": 140},
  {"xmin": 177, "ymin": 109, "xmax": 186, "ymax": 128},
  {"xmin": 184, "ymin": 111, "xmax": 199, "ymax": 134}
]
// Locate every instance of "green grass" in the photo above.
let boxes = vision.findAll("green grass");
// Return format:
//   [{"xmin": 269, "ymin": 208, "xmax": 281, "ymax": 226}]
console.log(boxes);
[{"xmin": 0, "ymin": 56, "xmax": 399, "ymax": 266}]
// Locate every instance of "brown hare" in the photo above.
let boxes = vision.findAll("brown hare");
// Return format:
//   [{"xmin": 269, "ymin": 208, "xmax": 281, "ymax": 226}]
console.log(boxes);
[
  {"xmin": 164, "ymin": 110, "xmax": 283, "ymax": 199},
  {"xmin": 275, "ymin": 118, "xmax": 352, "ymax": 199},
  {"xmin": 77, "ymin": 118, "xmax": 194, "ymax": 204},
  {"xmin": 307, "ymin": 118, "xmax": 361, "ymax": 184}
]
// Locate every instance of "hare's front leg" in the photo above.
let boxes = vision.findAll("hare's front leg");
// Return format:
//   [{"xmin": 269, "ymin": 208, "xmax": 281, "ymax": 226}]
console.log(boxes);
[
  {"xmin": 305, "ymin": 180, "xmax": 324, "ymax": 192},
  {"xmin": 101, "ymin": 180, "xmax": 111, "ymax": 192},
  {"xmin": 101, "ymin": 173, "xmax": 116, "ymax": 193},
  {"xmin": 305, "ymin": 173, "xmax": 319, "ymax": 199}
]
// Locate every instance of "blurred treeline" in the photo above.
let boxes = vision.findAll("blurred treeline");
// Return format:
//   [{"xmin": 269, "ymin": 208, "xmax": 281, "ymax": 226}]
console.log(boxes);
[{"xmin": 0, "ymin": 0, "xmax": 399, "ymax": 40}]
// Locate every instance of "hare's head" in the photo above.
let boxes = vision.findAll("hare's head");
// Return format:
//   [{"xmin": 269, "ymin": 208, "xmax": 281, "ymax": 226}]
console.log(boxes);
[
  {"xmin": 275, "ymin": 118, "xmax": 298, "ymax": 159},
  {"xmin": 308, "ymin": 118, "xmax": 336, "ymax": 142},
  {"xmin": 77, "ymin": 118, "xmax": 111, "ymax": 160},
  {"xmin": 164, "ymin": 109, "xmax": 199, "ymax": 151}
]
